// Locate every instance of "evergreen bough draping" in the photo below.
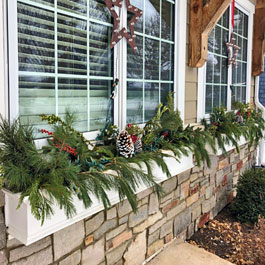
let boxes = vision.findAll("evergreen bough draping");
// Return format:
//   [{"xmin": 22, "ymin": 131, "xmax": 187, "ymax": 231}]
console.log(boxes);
[{"xmin": 0, "ymin": 93, "xmax": 264, "ymax": 223}]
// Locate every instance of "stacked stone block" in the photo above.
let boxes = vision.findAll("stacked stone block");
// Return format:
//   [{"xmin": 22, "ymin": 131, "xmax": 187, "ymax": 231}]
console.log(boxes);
[{"xmin": 0, "ymin": 144, "xmax": 256, "ymax": 265}]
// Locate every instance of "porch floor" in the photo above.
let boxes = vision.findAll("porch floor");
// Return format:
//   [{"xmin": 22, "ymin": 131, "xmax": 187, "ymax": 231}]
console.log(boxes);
[{"xmin": 146, "ymin": 240, "xmax": 233, "ymax": 265}]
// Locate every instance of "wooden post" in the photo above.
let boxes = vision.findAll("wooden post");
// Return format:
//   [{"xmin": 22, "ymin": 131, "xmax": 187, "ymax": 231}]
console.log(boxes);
[
  {"xmin": 252, "ymin": 0, "xmax": 265, "ymax": 76},
  {"xmin": 189, "ymin": 0, "xmax": 231, "ymax": 68}
]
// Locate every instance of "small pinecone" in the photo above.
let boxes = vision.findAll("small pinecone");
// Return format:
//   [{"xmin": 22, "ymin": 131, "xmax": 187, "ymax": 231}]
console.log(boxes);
[
  {"xmin": 134, "ymin": 137, "xmax": 142, "ymax": 154},
  {"xmin": 116, "ymin": 130, "xmax": 135, "ymax": 158}
]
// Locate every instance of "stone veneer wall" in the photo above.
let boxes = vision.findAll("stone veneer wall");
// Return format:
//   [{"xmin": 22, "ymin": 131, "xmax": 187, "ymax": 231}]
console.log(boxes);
[{"xmin": 0, "ymin": 144, "xmax": 256, "ymax": 265}]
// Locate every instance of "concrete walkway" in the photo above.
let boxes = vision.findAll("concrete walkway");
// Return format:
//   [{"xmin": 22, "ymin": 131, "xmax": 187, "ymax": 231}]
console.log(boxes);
[{"xmin": 147, "ymin": 241, "xmax": 233, "ymax": 265}]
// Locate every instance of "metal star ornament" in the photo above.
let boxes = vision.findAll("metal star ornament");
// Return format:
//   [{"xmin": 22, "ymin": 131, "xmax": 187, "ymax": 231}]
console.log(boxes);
[
  {"xmin": 105, "ymin": 0, "xmax": 143, "ymax": 53},
  {"xmin": 226, "ymin": 33, "xmax": 240, "ymax": 68}
]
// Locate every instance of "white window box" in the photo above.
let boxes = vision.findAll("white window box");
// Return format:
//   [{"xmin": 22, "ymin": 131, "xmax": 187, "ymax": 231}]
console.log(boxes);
[
  {"xmin": 3, "ymin": 152, "xmax": 194, "ymax": 246},
  {"xmin": 205, "ymin": 136, "xmax": 248, "ymax": 156}
]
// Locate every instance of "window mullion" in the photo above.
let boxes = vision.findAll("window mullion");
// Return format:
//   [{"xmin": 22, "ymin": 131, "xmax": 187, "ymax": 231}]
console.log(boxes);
[
  {"xmin": 227, "ymin": 3, "xmax": 232, "ymax": 111},
  {"xmin": 142, "ymin": 0, "xmax": 146, "ymax": 123},
  {"xmin": 55, "ymin": 0, "xmax": 58, "ymax": 116},
  {"xmin": 8, "ymin": 0, "xmax": 19, "ymax": 121},
  {"xmin": 87, "ymin": 0, "xmax": 90, "ymax": 131},
  {"xmin": 115, "ymin": 1, "xmax": 127, "ymax": 129},
  {"xmin": 158, "ymin": 0, "xmax": 162, "ymax": 103}
]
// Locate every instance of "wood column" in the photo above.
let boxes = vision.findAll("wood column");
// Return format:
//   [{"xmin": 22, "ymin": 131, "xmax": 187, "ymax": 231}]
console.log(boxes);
[
  {"xmin": 252, "ymin": 0, "xmax": 265, "ymax": 76},
  {"xmin": 189, "ymin": 0, "xmax": 231, "ymax": 68}
]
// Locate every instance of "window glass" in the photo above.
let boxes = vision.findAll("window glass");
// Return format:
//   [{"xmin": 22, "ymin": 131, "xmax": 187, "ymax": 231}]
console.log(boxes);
[
  {"xmin": 145, "ymin": 0, "xmax": 160, "ymax": 37},
  {"xmin": 127, "ymin": 0, "xmax": 175, "ymax": 123},
  {"xmin": 57, "ymin": 0, "xmax": 87, "ymax": 15},
  {"xmin": 127, "ymin": 81, "xmax": 144, "ymax": 124},
  {"xmin": 231, "ymin": 8, "xmax": 248, "ymax": 105},
  {"xmin": 17, "ymin": 0, "xmax": 113, "ymax": 138},
  {"xmin": 90, "ymin": 0, "xmax": 111, "ymax": 23},
  {"xmin": 205, "ymin": 7, "xmax": 249, "ymax": 114},
  {"xmin": 205, "ymin": 8, "xmax": 229, "ymax": 113}
]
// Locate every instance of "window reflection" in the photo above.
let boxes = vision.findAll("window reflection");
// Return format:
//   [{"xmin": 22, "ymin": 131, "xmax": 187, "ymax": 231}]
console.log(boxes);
[{"xmin": 145, "ymin": 0, "xmax": 160, "ymax": 37}]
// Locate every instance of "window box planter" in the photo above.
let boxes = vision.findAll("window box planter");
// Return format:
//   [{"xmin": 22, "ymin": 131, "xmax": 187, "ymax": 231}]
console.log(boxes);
[
  {"xmin": 3, "ymin": 152, "xmax": 194, "ymax": 246},
  {"xmin": 205, "ymin": 136, "xmax": 248, "ymax": 156}
]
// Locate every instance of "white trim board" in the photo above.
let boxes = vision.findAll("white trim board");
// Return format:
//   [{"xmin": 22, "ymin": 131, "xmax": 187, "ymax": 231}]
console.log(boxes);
[
  {"xmin": 0, "ymin": 0, "xmax": 8, "ymax": 119},
  {"xmin": 197, "ymin": 0, "xmax": 255, "ymax": 123},
  {"xmin": 175, "ymin": 0, "xmax": 187, "ymax": 121}
]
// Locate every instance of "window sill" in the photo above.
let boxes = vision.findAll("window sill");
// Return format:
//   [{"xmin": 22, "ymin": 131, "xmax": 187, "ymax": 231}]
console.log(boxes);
[
  {"xmin": 3, "ymin": 151, "xmax": 194, "ymax": 246},
  {"xmin": 205, "ymin": 136, "xmax": 248, "ymax": 156}
]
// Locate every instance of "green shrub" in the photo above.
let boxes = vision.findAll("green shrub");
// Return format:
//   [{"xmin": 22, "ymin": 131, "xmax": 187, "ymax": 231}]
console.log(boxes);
[{"xmin": 231, "ymin": 168, "xmax": 265, "ymax": 224}]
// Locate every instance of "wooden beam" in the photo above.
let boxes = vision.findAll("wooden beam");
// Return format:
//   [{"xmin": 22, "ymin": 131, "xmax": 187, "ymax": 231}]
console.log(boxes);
[
  {"xmin": 189, "ymin": 0, "xmax": 231, "ymax": 68},
  {"xmin": 256, "ymin": 0, "xmax": 265, "ymax": 9},
  {"xmin": 252, "ymin": 0, "xmax": 265, "ymax": 76}
]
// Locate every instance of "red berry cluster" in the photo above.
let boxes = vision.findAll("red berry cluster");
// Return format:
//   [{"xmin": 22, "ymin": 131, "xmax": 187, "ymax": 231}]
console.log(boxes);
[
  {"xmin": 212, "ymin": 122, "xmax": 220, "ymax": 126},
  {"xmin": 163, "ymin": 131, "xmax": 169, "ymax": 138},
  {"xmin": 41, "ymin": 129, "xmax": 78, "ymax": 156},
  {"xmin": 131, "ymin": 135, "xmax": 138, "ymax": 143},
  {"xmin": 127, "ymin": 124, "xmax": 138, "ymax": 143},
  {"xmin": 41, "ymin": 129, "xmax": 53, "ymax": 136},
  {"xmin": 52, "ymin": 141, "xmax": 77, "ymax": 156}
]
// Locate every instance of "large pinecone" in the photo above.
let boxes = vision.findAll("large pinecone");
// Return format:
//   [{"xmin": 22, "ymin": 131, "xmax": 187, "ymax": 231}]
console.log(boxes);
[{"xmin": 116, "ymin": 130, "xmax": 135, "ymax": 158}]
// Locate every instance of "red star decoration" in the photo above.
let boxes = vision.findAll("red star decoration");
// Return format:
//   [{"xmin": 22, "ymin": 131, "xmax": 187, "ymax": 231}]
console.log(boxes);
[
  {"xmin": 226, "ymin": 32, "xmax": 240, "ymax": 68},
  {"xmin": 105, "ymin": 0, "xmax": 143, "ymax": 53}
]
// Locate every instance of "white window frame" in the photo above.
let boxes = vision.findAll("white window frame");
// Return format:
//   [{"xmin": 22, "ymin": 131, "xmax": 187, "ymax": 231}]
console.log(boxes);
[
  {"xmin": 197, "ymin": 0, "xmax": 255, "ymax": 123},
  {"xmin": 7, "ymin": 0, "xmax": 187, "ymax": 146},
  {"xmin": 0, "ymin": 0, "xmax": 8, "ymax": 120}
]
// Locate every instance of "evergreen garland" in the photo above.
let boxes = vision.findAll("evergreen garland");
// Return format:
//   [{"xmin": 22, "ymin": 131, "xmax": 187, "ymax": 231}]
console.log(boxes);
[
  {"xmin": 1, "ymin": 92, "xmax": 264, "ymax": 224},
  {"xmin": 201, "ymin": 104, "xmax": 265, "ymax": 154},
  {"xmin": 142, "ymin": 92, "xmax": 214, "ymax": 167}
]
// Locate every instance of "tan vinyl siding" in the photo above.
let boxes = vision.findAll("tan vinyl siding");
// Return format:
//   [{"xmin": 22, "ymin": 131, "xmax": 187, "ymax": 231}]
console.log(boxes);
[{"xmin": 185, "ymin": 0, "xmax": 198, "ymax": 124}]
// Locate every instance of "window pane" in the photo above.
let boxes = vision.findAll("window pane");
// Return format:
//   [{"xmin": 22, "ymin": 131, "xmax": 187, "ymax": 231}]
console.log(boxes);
[
  {"xmin": 127, "ymin": 0, "xmax": 175, "ymax": 123},
  {"xmin": 242, "ymin": 39, "xmax": 248, "ymax": 61},
  {"xmin": 205, "ymin": 8, "xmax": 229, "ymax": 113},
  {"xmin": 221, "ymin": 58, "xmax": 228, "ymax": 84},
  {"xmin": 89, "ymin": 22, "xmax": 112, "ymax": 77},
  {"xmin": 221, "ymin": 29, "xmax": 229, "ymax": 56},
  {"xmin": 57, "ymin": 0, "xmax": 87, "ymax": 15},
  {"xmin": 145, "ymin": 83, "xmax": 159, "ymax": 122},
  {"xmin": 127, "ymin": 0, "xmax": 144, "ymax": 33},
  {"xmin": 214, "ymin": 26, "xmax": 222, "ymax": 54},
  {"xmin": 205, "ymin": 85, "xmax": 213, "ymax": 114},
  {"xmin": 145, "ymin": 0, "xmax": 160, "ymax": 37},
  {"xmin": 127, "ymin": 82, "xmax": 143, "ymax": 124},
  {"xmin": 90, "ymin": 0, "xmax": 111, "ymax": 23},
  {"xmin": 58, "ymin": 14, "xmax": 87, "ymax": 75},
  {"xmin": 221, "ymin": 86, "xmax": 227, "ymax": 107},
  {"xmin": 127, "ymin": 35, "xmax": 143, "ymax": 79},
  {"xmin": 161, "ymin": 83, "xmax": 173, "ymax": 105},
  {"xmin": 222, "ymin": 8, "xmax": 230, "ymax": 28},
  {"xmin": 213, "ymin": 56, "xmax": 221, "ymax": 84},
  {"xmin": 19, "ymin": 76, "xmax": 55, "ymax": 138},
  {"xmin": 232, "ymin": 8, "xmax": 248, "ymax": 104},
  {"xmin": 90, "ymin": 80, "xmax": 111, "ymax": 131},
  {"xmin": 145, "ymin": 38, "xmax": 159, "ymax": 80},
  {"xmin": 33, "ymin": 0, "xmax": 54, "ymax": 7},
  {"xmin": 162, "ymin": 0, "xmax": 174, "ymax": 40},
  {"xmin": 161, "ymin": 42, "xmax": 173, "ymax": 80},
  {"xmin": 58, "ymin": 78, "xmax": 88, "ymax": 132},
  {"xmin": 18, "ymin": 3, "xmax": 55, "ymax": 73}
]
